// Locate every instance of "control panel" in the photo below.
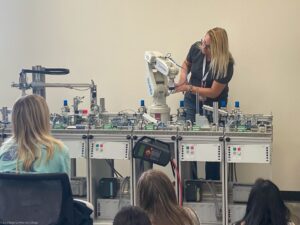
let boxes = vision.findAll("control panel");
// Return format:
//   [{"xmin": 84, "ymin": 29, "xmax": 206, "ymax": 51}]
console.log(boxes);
[
  {"xmin": 227, "ymin": 144, "xmax": 271, "ymax": 163},
  {"xmin": 180, "ymin": 143, "xmax": 221, "ymax": 162},
  {"xmin": 90, "ymin": 141, "xmax": 129, "ymax": 160}
]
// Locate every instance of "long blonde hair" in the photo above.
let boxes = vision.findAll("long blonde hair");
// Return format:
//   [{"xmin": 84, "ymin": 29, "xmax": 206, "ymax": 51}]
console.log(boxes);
[
  {"xmin": 137, "ymin": 169, "xmax": 195, "ymax": 225},
  {"xmin": 207, "ymin": 27, "xmax": 234, "ymax": 79},
  {"xmin": 12, "ymin": 94, "xmax": 63, "ymax": 171}
]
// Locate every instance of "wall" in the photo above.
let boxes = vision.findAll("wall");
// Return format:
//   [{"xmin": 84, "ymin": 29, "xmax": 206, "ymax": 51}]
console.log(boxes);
[{"xmin": 0, "ymin": 0, "xmax": 299, "ymax": 190}]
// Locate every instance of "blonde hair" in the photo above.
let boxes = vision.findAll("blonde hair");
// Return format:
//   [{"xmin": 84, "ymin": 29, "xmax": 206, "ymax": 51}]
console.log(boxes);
[
  {"xmin": 207, "ymin": 27, "xmax": 234, "ymax": 79},
  {"xmin": 12, "ymin": 94, "xmax": 63, "ymax": 171},
  {"xmin": 137, "ymin": 169, "xmax": 195, "ymax": 225}
]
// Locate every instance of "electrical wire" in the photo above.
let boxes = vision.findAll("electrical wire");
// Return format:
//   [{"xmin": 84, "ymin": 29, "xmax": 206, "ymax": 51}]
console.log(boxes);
[
  {"xmin": 171, "ymin": 159, "xmax": 183, "ymax": 206},
  {"xmin": 165, "ymin": 53, "xmax": 183, "ymax": 69},
  {"xmin": 104, "ymin": 159, "xmax": 123, "ymax": 178},
  {"xmin": 205, "ymin": 180, "xmax": 222, "ymax": 220},
  {"xmin": 118, "ymin": 176, "xmax": 130, "ymax": 209}
]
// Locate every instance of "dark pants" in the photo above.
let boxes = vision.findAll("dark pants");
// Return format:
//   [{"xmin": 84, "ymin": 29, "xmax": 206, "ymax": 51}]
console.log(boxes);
[{"xmin": 184, "ymin": 93, "xmax": 220, "ymax": 180}]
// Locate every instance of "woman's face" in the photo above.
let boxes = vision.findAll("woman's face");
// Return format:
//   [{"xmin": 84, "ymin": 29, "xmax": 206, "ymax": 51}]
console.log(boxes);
[{"xmin": 200, "ymin": 34, "xmax": 211, "ymax": 58}]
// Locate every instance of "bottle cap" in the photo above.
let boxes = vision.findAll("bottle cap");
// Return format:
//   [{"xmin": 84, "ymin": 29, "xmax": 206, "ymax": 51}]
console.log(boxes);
[
  {"xmin": 180, "ymin": 100, "xmax": 184, "ymax": 108},
  {"xmin": 140, "ymin": 99, "xmax": 145, "ymax": 107},
  {"xmin": 235, "ymin": 101, "xmax": 240, "ymax": 108},
  {"xmin": 63, "ymin": 100, "xmax": 68, "ymax": 106},
  {"xmin": 220, "ymin": 100, "xmax": 227, "ymax": 108}
]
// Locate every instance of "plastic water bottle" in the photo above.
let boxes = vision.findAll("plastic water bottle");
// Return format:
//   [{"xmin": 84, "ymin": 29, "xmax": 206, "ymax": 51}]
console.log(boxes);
[
  {"xmin": 61, "ymin": 100, "xmax": 70, "ymax": 126},
  {"xmin": 177, "ymin": 100, "xmax": 186, "ymax": 121}
]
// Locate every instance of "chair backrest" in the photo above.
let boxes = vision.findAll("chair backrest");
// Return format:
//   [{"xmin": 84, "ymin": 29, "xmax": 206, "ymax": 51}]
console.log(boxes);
[{"xmin": 0, "ymin": 173, "xmax": 74, "ymax": 225}]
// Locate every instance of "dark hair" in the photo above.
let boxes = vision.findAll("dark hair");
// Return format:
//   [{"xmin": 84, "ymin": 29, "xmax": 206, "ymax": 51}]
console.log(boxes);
[
  {"xmin": 113, "ymin": 206, "xmax": 151, "ymax": 225},
  {"xmin": 238, "ymin": 178, "xmax": 290, "ymax": 225}
]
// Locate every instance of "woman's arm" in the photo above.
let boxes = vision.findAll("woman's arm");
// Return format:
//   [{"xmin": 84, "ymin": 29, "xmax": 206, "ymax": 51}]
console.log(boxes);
[
  {"xmin": 175, "ymin": 80, "xmax": 226, "ymax": 98},
  {"xmin": 176, "ymin": 59, "xmax": 191, "ymax": 86}
]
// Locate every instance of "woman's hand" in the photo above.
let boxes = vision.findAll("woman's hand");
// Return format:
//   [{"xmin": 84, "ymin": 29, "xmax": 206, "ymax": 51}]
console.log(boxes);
[{"xmin": 175, "ymin": 84, "xmax": 189, "ymax": 93}]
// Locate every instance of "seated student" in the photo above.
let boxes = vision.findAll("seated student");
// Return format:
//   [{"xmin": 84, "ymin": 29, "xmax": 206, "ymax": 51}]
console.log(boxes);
[
  {"xmin": 113, "ymin": 206, "xmax": 152, "ymax": 225},
  {"xmin": 137, "ymin": 169, "xmax": 200, "ymax": 225},
  {"xmin": 0, "ymin": 94, "xmax": 92, "ymax": 225},
  {"xmin": 0, "ymin": 94, "xmax": 70, "ymax": 173},
  {"xmin": 236, "ymin": 178, "xmax": 295, "ymax": 225}
]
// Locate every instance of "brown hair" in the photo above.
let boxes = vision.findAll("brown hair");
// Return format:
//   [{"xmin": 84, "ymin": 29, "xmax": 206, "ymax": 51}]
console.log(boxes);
[{"xmin": 137, "ymin": 169, "xmax": 195, "ymax": 225}]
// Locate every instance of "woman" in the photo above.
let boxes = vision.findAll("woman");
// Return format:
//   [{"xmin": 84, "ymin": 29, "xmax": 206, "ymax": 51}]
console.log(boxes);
[
  {"xmin": 176, "ymin": 27, "xmax": 234, "ymax": 180},
  {"xmin": 0, "ymin": 94, "xmax": 70, "ymax": 174},
  {"xmin": 236, "ymin": 178, "xmax": 295, "ymax": 225},
  {"xmin": 137, "ymin": 169, "xmax": 200, "ymax": 225}
]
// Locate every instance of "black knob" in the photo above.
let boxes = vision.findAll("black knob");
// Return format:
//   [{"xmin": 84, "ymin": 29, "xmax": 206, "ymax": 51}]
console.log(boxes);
[
  {"xmin": 219, "ymin": 137, "xmax": 224, "ymax": 142},
  {"xmin": 171, "ymin": 136, "xmax": 176, "ymax": 141},
  {"xmin": 126, "ymin": 135, "xmax": 131, "ymax": 140},
  {"xmin": 133, "ymin": 135, "xmax": 138, "ymax": 140},
  {"xmin": 225, "ymin": 137, "xmax": 231, "ymax": 142},
  {"xmin": 82, "ymin": 135, "xmax": 87, "ymax": 139},
  {"xmin": 88, "ymin": 135, "xmax": 94, "ymax": 139},
  {"xmin": 177, "ymin": 136, "xmax": 183, "ymax": 141}
]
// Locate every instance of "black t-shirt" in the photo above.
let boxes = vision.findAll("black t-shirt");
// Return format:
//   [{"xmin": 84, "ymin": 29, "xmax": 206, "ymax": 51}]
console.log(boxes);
[{"xmin": 186, "ymin": 41, "xmax": 234, "ymax": 105}]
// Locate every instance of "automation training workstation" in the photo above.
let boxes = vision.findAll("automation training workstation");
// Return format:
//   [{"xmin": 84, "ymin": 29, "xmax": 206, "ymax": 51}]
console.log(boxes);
[{"xmin": 0, "ymin": 52, "xmax": 273, "ymax": 225}]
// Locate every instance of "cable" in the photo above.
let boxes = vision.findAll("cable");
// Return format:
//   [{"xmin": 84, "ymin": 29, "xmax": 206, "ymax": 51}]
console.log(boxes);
[
  {"xmin": 165, "ymin": 53, "xmax": 183, "ymax": 69},
  {"xmin": 171, "ymin": 159, "xmax": 183, "ymax": 206},
  {"xmin": 205, "ymin": 180, "xmax": 222, "ymax": 220},
  {"xmin": 104, "ymin": 159, "xmax": 123, "ymax": 178},
  {"xmin": 118, "ymin": 176, "xmax": 130, "ymax": 209},
  {"xmin": 234, "ymin": 163, "xmax": 238, "ymax": 182}
]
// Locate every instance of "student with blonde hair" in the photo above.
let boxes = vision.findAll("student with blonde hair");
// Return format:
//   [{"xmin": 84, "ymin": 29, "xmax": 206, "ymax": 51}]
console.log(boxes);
[
  {"xmin": 137, "ymin": 169, "xmax": 200, "ymax": 225},
  {"xmin": 0, "ymin": 94, "xmax": 70, "ymax": 174},
  {"xmin": 175, "ymin": 27, "xmax": 234, "ymax": 180}
]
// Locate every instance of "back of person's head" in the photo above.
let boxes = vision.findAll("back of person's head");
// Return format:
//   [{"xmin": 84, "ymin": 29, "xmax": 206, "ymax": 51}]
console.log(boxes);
[
  {"xmin": 113, "ymin": 206, "xmax": 151, "ymax": 225},
  {"xmin": 12, "ymin": 94, "xmax": 50, "ymax": 138},
  {"xmin": 137, "ymin": 169, "xmax": 194, "ymax": 225},
  {"xmin": 240, "ymin": 178, "xmax": 290, "ymax": 225},
  {"xmin": 12, "ymin": 94, "xmax": 62, "ymax": 171}
]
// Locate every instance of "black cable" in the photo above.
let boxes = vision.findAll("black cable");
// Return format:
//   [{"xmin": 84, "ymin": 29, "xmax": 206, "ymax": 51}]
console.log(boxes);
[
  {"xmin": 165, "ymin": 53, "xmax": 183, "ymax": 69},
  {"xmin": 234, "ymin": 163, "xmax": 238, "ymax": 182},
  {"xmin": 170, "ymin": 160, "xmax": 175, "ymax": 178},
  {"xmin": 105, "ymin": 159, "xmax": 123, "ymax": 178},
  {"xmin": 21, "ymin": 68, "xmax": 69, "ymax": 75}
]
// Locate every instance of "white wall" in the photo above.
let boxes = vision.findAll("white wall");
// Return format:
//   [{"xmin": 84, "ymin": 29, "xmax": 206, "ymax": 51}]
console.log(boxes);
[{"xmin": 1, "ymin": 0, "xmax": 300, "ymax": 190}]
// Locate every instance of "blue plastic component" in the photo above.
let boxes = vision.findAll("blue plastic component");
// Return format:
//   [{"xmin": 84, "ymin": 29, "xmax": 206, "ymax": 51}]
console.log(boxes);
[
  {"xmin": 220, "ymin": 100, "xmax": 227, "ymax": 108},
  {"xmin": 180, "ymin": 100, "xmax": 184, "ymax": 108},
  {"xmin": 140, "ymin": 99, "xmax": 145, "ymax": 107},
  {"xmin": 63, "ymin": 100, "xmax": 68, "ymax": 106},
  {"xmin": 235, "ymin": 101, "xmax": 240, "ymax": 108}
]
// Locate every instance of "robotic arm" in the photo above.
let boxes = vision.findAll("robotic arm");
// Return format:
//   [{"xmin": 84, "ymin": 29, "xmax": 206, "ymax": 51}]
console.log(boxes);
[{"xmin": 144, "ymin": 51, "xmax": 179, "ymax": 123}]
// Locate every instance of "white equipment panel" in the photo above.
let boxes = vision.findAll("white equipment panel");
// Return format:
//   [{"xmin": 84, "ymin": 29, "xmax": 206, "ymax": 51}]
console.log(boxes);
[
  {"xmin": 180, "ymin": 143, "xmax": 221, "ymax": 162},
  {"xmin": 90, "ymin": 141, "xmax": 129, "ymax": 160},
  {"xmin": 63, "ymin": 140, "xmax": 86, "ymax": 159},
  {"xmin": 227, "ymin": 144, "xmax": 271, "ymax": 163}
]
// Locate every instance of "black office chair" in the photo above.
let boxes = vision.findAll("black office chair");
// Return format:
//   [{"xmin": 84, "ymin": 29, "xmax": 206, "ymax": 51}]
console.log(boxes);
[{"xmin": 0, "ymin": 173, "xmax": 75, "ymax": 225}]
